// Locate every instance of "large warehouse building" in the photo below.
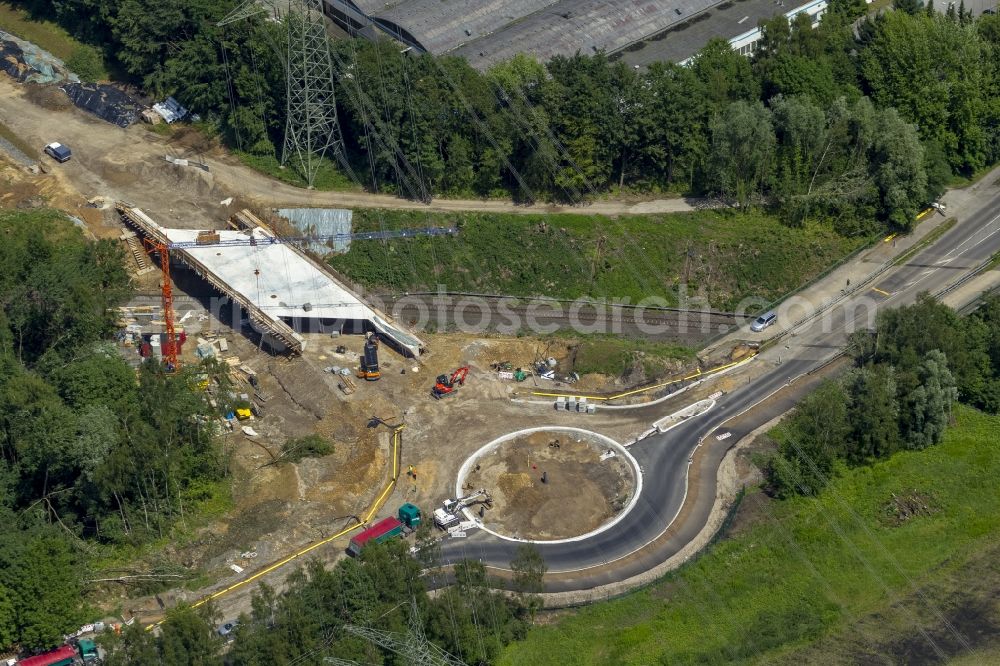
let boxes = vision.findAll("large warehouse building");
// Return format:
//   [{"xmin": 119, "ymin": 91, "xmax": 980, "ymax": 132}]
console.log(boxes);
[{"xmin": 323, "ymin": 0, "xmax": 724, "ymax": 69}]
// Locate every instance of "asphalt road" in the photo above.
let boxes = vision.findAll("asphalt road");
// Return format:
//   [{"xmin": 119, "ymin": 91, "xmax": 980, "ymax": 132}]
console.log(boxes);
[{"xmin": 439, "ymin": 185, "xmax": 1000, "ymax": 590}]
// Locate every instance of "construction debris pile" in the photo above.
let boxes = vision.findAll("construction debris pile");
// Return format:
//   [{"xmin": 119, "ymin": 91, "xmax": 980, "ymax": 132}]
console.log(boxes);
[
  {"xmin": 0, "ymin": 29, "xmax": 79, "ymax": 84},
  {"xmin": 63, "ymin": 82, "xmax": 142, "ymax": 127}
]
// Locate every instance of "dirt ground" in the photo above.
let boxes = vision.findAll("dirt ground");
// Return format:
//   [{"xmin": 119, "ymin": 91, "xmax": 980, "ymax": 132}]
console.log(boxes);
[{"xmin": 462, "ymin": 430, "xmax": 635, "ymax": 540}]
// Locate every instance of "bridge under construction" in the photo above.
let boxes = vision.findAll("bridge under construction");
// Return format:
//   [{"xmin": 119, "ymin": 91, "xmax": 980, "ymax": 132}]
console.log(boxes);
[{"xmin": 116, "ymin": 202, "xmax": 425, "ymax": 357}]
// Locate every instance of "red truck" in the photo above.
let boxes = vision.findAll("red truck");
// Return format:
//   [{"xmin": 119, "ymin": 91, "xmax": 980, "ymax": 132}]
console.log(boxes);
[
  {"xmin": 347, "ymin": 517, "xmax": 404, "ymax": 556},
  {"xmin": 16, "ymin": 644, "xmax": 77, "ymax": 666}
]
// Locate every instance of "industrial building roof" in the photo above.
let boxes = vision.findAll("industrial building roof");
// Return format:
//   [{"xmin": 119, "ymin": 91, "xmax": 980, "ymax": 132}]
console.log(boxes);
[
  {"xmin": 352, "ymin": 0, "xmax": 561, "ymax": 56},
  {"xmin": 453, "ymin": 0, "xmax": 720, "ymax": 69},
  {"xmin": 335, "ymin": 0, "xmax": 721, "ymax": 68}
]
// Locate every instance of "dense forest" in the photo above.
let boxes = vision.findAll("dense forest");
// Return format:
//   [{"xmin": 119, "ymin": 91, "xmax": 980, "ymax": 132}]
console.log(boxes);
[
  {"xmin": 763, "ymin": 293, "xmax": 1000, "ymax": 497},
  {"xmin": 11, "ymin": 0, "xmax": 1000, "ymax": 231},
  {"xmin": 0, "ymin": 211, "xmax": 238, "ymax": 652}
]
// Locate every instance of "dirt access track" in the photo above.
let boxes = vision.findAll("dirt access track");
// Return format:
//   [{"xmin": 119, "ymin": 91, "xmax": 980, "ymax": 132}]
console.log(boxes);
[{"xmin": 0, "ymin": 76, "xmax": 699, "ymax": 219}]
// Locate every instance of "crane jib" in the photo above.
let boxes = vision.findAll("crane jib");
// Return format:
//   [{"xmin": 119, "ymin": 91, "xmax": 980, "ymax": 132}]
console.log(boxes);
[{"xmin": 167, "ymin": 227, "xmax": 458, "ymax": 249}]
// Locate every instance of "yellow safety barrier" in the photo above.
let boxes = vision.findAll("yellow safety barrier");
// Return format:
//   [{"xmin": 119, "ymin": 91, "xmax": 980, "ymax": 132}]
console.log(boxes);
[
  {"xmin": 916, "ymin": 207, "xmax": 934, "ymax": 220},
  {"xmin": 146, "ymin": 426, "xmax": 405, "ymax": 630},
  {"xmin": 530, "ymin": 355, "xmax": 755, "ymax": 402},
  {"xmin": 883, "ymin": 233, "xmax": 898, "ymax": 243}
]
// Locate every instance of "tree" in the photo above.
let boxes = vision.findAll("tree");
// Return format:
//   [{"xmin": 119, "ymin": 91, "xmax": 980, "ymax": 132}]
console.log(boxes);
[
  {"xmin": 901, "ymin": 350, "xmax": 958, "ymax": 449},
  {"xmin": 845, "ymin": 364, "xmax": 900, "ymax": 462},
  {"xmin": 860, "ymin": 11, "xmax": 993, "ymax": 175},
  {"xmin": 870, "ymin": 107, "xmax": 928, "ymax": 227},
  {"xmin": 0, "ymin": 527, "xmax": 85, "ymax": 651},
  {"xmin": 277, "ymin": 435, "xmax": 333, "ymax": 463},
  {"xmin": 709, "ymin": 101, "xmax": 777, "ymax": 209},
  {"xmin": 770, "ymin": 95, "xmax": 828, "ymax": 204},
  {"xmin": 158, "ymin": 604, "xmax": 221, "ymax": 666},
  {"xmin": 510, "ymin": 544, "xmax": 547, "ymax": 619},
  {"xmin": 875, "ymin": 293, "xmax": 991, "ymax": 402},
  {"xmin": 641, "ymin": 62, "xmax": 709, "ymax": 189},
  {"xmin": 102, "ymin": 622, "xmax": 160, "ymax": 666},
  {"xmin": 691, "ymin": 39, "xmax": 761, "ymax": 107},
  {"xmin": 765, "ymin": 381, "xmax": 848, "ymax": 497},
  {"xmin": 894, "ymin": 0, "xmax": 923, "ymax": 14}
]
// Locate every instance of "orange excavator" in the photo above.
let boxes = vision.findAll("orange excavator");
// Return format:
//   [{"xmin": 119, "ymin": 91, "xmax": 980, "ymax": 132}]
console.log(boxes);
[{"xmin": 433, "ymin": 366, "xmax": 469, "ymax": 399}]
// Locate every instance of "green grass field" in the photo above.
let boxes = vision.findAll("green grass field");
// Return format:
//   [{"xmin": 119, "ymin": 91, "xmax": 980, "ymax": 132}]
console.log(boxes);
[
  {"xmin": 500, "ymin": 405, "xmax": 1000, "ymax": 665},
  {"xmin": 237, "ymin": 151, "xmax": 360, "ymax": 192},
  {"xmin": 569, "ymin": 336, "xmax": 695, "ymax": 377},
  {"xmin": 329, "ymin": 209, "xmax": 867, "ymax": 310}
]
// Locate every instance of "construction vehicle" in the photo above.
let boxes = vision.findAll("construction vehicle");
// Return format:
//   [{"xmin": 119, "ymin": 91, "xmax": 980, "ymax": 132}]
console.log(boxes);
[
  {"xmin": 357, "ymin": 333, "xmax": 381, "ymax": 381},
  {"xmin": 347, "ymin": 517, "xmax": 403, "ymax": 556},
  {"xmin": 16, "ymin": 644, "xmax": 77, "ymax": 666},
  {"xmin": 432, "ymin": 366, "xmax": 469, "ymax": 399},
  {"xmin": 72, "ymin": 638, "xmax": 99, "ymax": 664},
  {"xmin": 398, "ymin": 502, "xmax": 421, "ymax": 528},
  {"xmin": 346, "ymin": 504, "xmax": 420, "ymax": 556},
  {"xmin": 433, "ymin": 489, "xmax": 492, "ymax": 529}
]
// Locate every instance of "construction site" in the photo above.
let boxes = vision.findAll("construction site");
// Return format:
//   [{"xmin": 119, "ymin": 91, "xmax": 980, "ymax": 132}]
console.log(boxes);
[{"xmin": 0, "ymin": 2, "xmax": 777, "ymax": 631}]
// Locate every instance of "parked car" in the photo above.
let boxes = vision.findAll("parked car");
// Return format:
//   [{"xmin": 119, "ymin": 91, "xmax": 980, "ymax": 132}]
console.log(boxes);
[
  {"xmin": 43, "ymin": 142, "xmax": 72, "ymax": 162},
  {"xmin": 750, "ymin": 311, "xmax": 777, "ymax": 332},
  {"xmin": 217, "ymin": 620, "xmax": 239, "ymax": 639}
]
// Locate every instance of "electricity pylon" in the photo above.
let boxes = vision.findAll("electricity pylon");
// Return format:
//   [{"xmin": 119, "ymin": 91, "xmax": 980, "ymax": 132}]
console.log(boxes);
[
  {"xmin": 344, "ymin": 624, "xmax": 467, "ymax": 666},
  {"xmin": 344, "ymin": 600, "xmax": 467, "ymax": 666},
  {"xmin": 219, "ymin": 0, "xmax": 345, "ymax": 188}
]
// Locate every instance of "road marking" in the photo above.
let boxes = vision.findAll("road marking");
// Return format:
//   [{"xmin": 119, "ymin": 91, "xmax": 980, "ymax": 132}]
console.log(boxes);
[{"xmin": 871, "ymin": 287, "xmax": 891, "ymax": 297}]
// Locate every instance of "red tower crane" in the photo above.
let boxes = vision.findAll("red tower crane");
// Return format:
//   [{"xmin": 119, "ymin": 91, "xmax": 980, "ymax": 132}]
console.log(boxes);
[{"xmin": 144, "ymin": 239, "xmax": 180, "ymax": 372}]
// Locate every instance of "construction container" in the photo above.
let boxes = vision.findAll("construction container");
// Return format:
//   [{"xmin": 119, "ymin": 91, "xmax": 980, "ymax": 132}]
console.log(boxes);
[
  {"xmin": 347, "ymin": 517, "xmax": 403, "ymax": 556},
  {"xmin": 398, "ymin": 503, "xmax": 421, "ymax": 528}
]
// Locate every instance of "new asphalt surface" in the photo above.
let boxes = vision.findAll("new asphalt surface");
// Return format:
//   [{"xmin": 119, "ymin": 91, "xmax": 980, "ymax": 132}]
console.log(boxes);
[{"xmin": 439, "ymin": 184, "xmax": 1000, "ymax": 591}]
